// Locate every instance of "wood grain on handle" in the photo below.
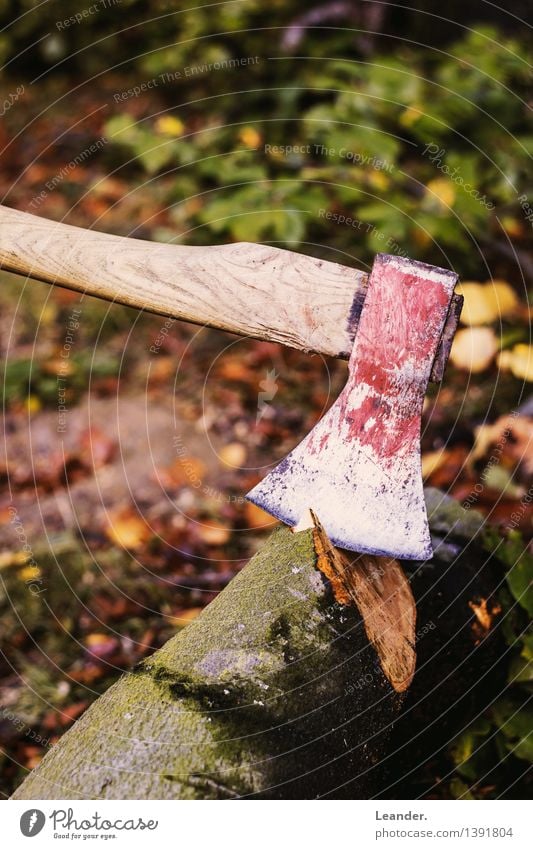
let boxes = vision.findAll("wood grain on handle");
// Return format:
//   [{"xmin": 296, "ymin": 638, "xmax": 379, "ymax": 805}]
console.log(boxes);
[
  {"xmin": 0, "ymin": 205, "xmax": 367, "ymax": 359},
  {"xmin": 0, "ymin": 205, "xmax": 458, "ymax": 378}
]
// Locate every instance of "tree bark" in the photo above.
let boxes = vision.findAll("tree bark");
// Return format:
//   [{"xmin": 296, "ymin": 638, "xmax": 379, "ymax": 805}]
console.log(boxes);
[
  {"xmin": 12, "ymin": 490, "xmax": 503, "ymax": 800},
  {"xmin": 12, "ymin": 519, "xmax": 415, "ymax": 800}
]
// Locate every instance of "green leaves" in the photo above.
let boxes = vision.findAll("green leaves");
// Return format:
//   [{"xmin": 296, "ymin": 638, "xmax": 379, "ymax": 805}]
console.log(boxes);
[{"xmin": 101, "ymin": 27, "xmax": 531, "ymax": 263}]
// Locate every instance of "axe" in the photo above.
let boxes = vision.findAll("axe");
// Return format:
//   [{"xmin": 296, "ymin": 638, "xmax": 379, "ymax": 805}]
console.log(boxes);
[{"xmin": 0, "ymin": 205, "xmax": 461, "ymax": 560}]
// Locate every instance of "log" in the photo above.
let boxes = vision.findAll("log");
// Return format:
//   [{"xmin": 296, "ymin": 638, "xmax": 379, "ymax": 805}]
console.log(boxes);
[
  {"xmin": 12, "ymin": 519, "xmax": 416, "ymax": 800},
  {"xmin": 0, "ymin": 205, "xmax": 459, "ymax": 380}
]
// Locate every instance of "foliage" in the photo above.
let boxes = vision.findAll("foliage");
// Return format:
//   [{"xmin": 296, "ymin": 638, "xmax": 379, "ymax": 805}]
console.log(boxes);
[
  {"xmin": 0, "ymin": 1, "xmax": 531, "ymax": 800},
  {"xmin": 448, "ymin": 530, "xmax": 533, "ymax": 798}
]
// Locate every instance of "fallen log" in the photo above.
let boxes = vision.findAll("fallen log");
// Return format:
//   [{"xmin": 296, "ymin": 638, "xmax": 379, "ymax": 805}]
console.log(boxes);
[
  {"xmin": 12, "ymin": 491, "xmax": 503, "ymax": 800},
  {"xmin": 12, "ymin": 517, "xmax": 416, "ymax": 800}
]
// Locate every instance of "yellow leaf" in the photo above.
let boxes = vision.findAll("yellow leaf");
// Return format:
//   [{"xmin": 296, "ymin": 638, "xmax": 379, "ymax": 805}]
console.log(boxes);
[
  {"xmin": 105, "ymin": 509, "xmax": 152, "ymax": 549},
  {"xmin": 400, "ymin": 105, "xmax": 422, "ymax": 127},
  {"xmin": 238, "ymin": 127, "xmax": 261, "ymax": 148},
  {"xmin": 425, "ymin": 178, "xmax": 455, "ymax": 209},
  {"xmin": 155, "ymin": 116, "xmax": 184, "ymax": 137},
  {"xmin": 367, "ymin": 170, "xmax": 390, "ymax": 191},
  {"xmin": 244, "ymin": 501, "xmax": 278, "ymax": 530},
  {"xmin": 169, "ymin": 607, "xmax": 204, "ymax": 628},
  {"xmin": 18, "ymin": 565, "xmax": 41, "ymax": 582},
  {"xmin": 0, "ymin": 550, "xmax": 29, "ymax": 570},
  {"xmin": 219, "ymin": 442, "xmax": 247, "ymax": 468},
  {"xmin": 456, "ymin": 280, "xmax": 520, "ymax": 325},
  {"xmin": 485, "ymin": 280, "xmax": 519, "ymax": 319},
  {"xmin": 198, "ymin": 520, "xmax": 231, "ymax": 546},
  {"xmin": 449, "ymin": 327, "xmax": 498, "ymax": 373},
  {"xmin": 25, "ymin": 395, "xmax": 41, "ymax": 413},
  {"xmin": 422, "ymin": 451, "xmax": 448, "ymax": 480},
  {"xmin": 84, "ymin": 633, "xmax": 112, "ymax": 648},
  {"xmin": 498, "ymin": 344, "xmax": 533, "ymax": 381}
]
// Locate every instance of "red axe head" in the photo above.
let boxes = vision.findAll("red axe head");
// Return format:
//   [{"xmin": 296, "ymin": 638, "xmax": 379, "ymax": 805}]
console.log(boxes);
[{"xmin": 247, "ymin": 254, "xmax": 458, "ymax": 560}]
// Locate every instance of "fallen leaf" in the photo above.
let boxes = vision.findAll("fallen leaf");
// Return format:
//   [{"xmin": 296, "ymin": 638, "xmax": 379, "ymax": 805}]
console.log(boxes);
[
  {"xmin": 456, "ymin": 281, "xmax": 519, "ymax": 325},
  {"xmin": 197, "ymin": 520, "xmax": 231, "ymax": 546},
  {"xmin": 239, "ymin": 127, "xmax": 262, "ymax": 147},
  {"xmin": 80, "ymin": 427, "xmax": 115, "ymax": 468},
  {"xmin": 215, "ymin": 356, "xmax": 255, "ymax": 384},
  {"xmin": 59, "ymin": 701, "xmax": 89, "ymax": 726},
  {"xmin": 158, "ymin": 456, "xmax": 207, "ymax": 489},
  {"xmin": 449, "ymin": 327, "xmax": 498, "ymax": 372},
  {"xmin": 105, "ymin": 508, "xmax": 152, "ymax": 549},
  {"xmin": 425, "ymin": 177, "xmax": 456, "ymax": 209},
  {"xmin": 169, "ymin": 607, "xmax": 203, "ymax": 628},
  {"xmin": 219, "ymin": 442, "xmax": 247, "ymax": 468},
  {"xmin": 498, "ymin": 344, "xmax": 533, "ymax": 381},
  {"xmin": 17, "ymin": 565, "xmax": 41, "ymax": 582},
  {"xmin": 244, "ymin": 501, "xmax": 278, "ymax": 530},
  {"xmin": 84, "ymin": 633, "xmax": 119, "ymax": 657},
  {"xmin": 471, "ymin": 414, "xmax": 533, "ymax": 477},
  {"xmin": 0, "ymin": 550, "xmax": 30, "ymax": 570},
  {"xmin": 155, "ymin": 115, "xmax": 184, "ymax": 136},
  {"xmin": 422, "ymin": 450, "xmax": 451, "ymax": 480}
]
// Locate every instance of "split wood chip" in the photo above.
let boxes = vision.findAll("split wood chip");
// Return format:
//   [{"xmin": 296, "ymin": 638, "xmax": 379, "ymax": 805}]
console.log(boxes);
[{"xmin": 310, "ymin": 511, "xmax": 416, "ymax": 694}]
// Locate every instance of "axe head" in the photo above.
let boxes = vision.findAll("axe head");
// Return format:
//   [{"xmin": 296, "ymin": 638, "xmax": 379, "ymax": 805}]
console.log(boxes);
[{"xmin": 246, "ymin": 254, "xmax": 458, "ymax": 560}]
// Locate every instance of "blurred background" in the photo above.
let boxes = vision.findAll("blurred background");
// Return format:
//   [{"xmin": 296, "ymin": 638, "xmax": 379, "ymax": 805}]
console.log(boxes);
[{"xmin": 0, "ymin": 0, "xmax": 532, "ymax": 798}]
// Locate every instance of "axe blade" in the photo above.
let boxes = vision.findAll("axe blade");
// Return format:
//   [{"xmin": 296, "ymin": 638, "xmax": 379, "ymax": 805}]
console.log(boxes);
[{"xmin": 246, "ymin": 254, "xmax": 458, "ymax": 560}]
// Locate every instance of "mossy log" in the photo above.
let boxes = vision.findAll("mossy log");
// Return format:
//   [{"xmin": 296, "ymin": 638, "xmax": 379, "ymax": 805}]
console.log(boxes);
[
  {"xmin": 12, "ymin": 518, "xmax": 416, "ymax": 800},
  {"xmin": 12, "ymin": 490, "xmax": 503, "ymax": 800}
]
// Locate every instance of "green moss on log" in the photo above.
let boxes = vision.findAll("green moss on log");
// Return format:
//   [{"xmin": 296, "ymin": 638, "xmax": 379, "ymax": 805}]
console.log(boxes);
[{"xmin": 13, "ymin": 526, "xmax": 404, "ymax": 800}]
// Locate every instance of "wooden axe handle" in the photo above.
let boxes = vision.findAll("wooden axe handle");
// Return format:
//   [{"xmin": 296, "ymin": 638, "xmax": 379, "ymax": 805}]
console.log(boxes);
[{"xmin": 0, "ymin": 205, "xmax": 458, "ymax": 378}]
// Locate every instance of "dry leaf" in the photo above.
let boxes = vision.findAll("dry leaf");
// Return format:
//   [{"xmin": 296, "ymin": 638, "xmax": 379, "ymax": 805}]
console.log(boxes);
[
  {"xmin": 498, "ymin": 344, "xmax": 533, "ymax": 381},
  {"xmin": 158, "ymin": 456, "xmax": 207, "ymax": 488},
  {"xmin": 422, "ymin": 445, "xmax": 469, "ymax": 488},
  {"xmin": 169, "ymin": 607, "xmax": 203, "ymax": 628},
  {"xmin": 198, "ymin": 520, "xmax": 231, "ymax": 546},
  {"xmin": 84, "ymin": 633, "xmax": 119, "ymax": 657},
  {"xmin": 449, "ymin": 327, "xmax": 498, "ymax": 372},
  {"xmin": 422, "ymin": 450, "xmax": 450, "ymax": 480},
  {"xmin": 155, "ymin": 116, "xmax": 184, "ymax": 136},
  {"xmin": 80, "ymin": 427, "xmax": 115, "ymax": 468},
  {"xmin": 219, "ymin": 442, "xmax": 247, "ymax": 468},
  {"xmin": 425, "ymin": 177, "xmax": 456, "ymax": 209},
  {"xmin": 239, "ymin": 127, "xmax": 262, "ymax": 147},
  {"xmin": 456, "ymin": 281, "xmax": 519, "ymax": 325},
  {"xmin": 472, "ymin": 414, "xmax": 533, "ymax": 477},
  {"xmin": 105, "ymin": 508, "xmax": 152, "ymax": 549},
  {"xmin": 244, "ymin": 501, "xmax": 278, "ymax": 530}
]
